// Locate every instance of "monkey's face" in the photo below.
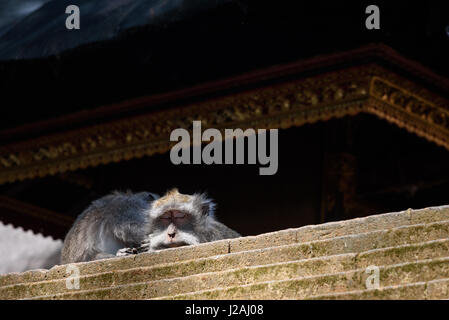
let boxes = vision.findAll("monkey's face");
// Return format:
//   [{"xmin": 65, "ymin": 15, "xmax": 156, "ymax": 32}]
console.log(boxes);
[
  {"xmin": 149, "ymin": 209, "xmax": 199, "ymax": 250},
  {"xmin": 147, "ymin": 189, "xmax": 214, "ymax": 251}
]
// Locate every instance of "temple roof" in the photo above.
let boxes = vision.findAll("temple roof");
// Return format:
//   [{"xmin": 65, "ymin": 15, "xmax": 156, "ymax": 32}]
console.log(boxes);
[
  {"xmin": 1, "ymin": 2, "xmax": 449, "ymax": 242},
  {"xmin": 1, "ymin": 2, "xmax": 448, "ymax": 134},
  {"xmin": 1, "ymin": 47, "xmax": 449, "ymax": 185},
  {"xmin": 0, "ymin": 0, "xmax": 227, "ymax": 60}
]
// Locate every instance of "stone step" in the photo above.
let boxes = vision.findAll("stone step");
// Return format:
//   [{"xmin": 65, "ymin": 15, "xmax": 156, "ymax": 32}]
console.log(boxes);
[
  {"xmin": 26, "ymin": 240, "xmax": 449, "ymax": 300},
  {"xmin": 1, "ymin": 205, "xmax": 448, "ymax": 288},
  {"xmin": 154, "ymin": 257, "xmax": 449, "ymax": 300},
  {"xmin": 309, "ymin": 278, "xmax": 449, "ymax": 300},
  {"xmin": 229, "ymin": 205, "xmax": 449, "ymax": 253},
  {"xmin": 2, "ymin": 220, "xmax": 449, "ymax": 300}
]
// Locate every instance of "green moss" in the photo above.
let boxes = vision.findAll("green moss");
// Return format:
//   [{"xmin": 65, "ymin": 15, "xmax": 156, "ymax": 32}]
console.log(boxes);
[
  {"xmin": 197, "ymin": 289, "xmax": 222, "ymax": 299},
  {"xmin": 0, "ymin": 284, "xmax": 29, "ymax": 299},
  {"xmin": 308, "ymin": 242, "xmax": 329, "ymax": 257},
  {"xmin": 88, "ymin": 272, "xmax": 115, "ymax": 287}
]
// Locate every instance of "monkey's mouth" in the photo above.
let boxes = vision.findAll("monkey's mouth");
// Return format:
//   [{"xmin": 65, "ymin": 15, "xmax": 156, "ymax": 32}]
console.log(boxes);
[{"xmin": 156, "ymin": 242, "xmax": 189, "ymax": 250}]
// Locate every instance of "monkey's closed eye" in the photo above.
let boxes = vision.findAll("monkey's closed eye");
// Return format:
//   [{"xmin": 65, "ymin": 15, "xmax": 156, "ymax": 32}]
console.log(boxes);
[
  {"xmin": 159, "ymin": 213, "xmax": 172, "ymax": 220},
  {"xmin": 173, "ymin": 211, "xmax": 187, "ymax": 219}
]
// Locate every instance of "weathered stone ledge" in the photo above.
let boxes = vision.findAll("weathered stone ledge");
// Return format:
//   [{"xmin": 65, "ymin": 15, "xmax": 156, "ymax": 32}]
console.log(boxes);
[
  {"xmin": 1, "ymin": 205, "xmax": 448, "ymax": 299},
  {"xmin": 310, "ymin": 278, "xmax": 449, "ymax": 300},
  {"xmin": 155, "ymin": 257, "xmax": 449, "ymax": 300},
  {"xmin": 2, "ymin": 205, "xmax": 448, "ymax": 287},
  {"xmin": 2, "ymin": 221, "xmax": 449, "ymax": 299}
]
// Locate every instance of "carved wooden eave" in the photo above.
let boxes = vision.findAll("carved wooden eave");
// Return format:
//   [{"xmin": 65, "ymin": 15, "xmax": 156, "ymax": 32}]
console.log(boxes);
[
  {"xmin": 0, "ymin": 44, "xmax": 448, "ymax": 185},
  {"xmin": 0, "ymin": 195, "xmax": 74, "ymax": 228}
]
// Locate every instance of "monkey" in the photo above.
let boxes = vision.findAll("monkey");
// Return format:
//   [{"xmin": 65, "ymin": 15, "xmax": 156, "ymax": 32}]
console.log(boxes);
[{"xmin": 60, "ymin": 189, "xmax": 240, "ymax": 264}]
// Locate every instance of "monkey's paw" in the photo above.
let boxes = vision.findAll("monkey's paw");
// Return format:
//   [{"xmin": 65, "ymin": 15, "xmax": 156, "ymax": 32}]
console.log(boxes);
[
  {"xmin": 116, "ymin": 247, "xmax": 138, "ymax": 257},
  {"xmin": 136, "ymin": 241, "xmax": 151, "ymax": 253}
]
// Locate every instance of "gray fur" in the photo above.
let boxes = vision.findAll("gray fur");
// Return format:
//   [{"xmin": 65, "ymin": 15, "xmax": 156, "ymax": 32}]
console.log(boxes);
[{"xmin": 61, "ymin": 191, "xmax": 159, "ymax": 264}]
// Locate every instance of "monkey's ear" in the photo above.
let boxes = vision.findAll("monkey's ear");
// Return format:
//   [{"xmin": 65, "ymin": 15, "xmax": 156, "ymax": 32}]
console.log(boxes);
[{"xmin": 195, "ymin": 193, "xmax": 216, "ymax": 217}]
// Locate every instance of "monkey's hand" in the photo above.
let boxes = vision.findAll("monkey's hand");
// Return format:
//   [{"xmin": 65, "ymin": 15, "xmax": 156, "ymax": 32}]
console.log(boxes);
[
  {"xmin": 116, "ymin": 239, "xmax": 151, "ymax": 257},
  {"xmin": 116, "ymin": 247, "xmax": 138, "ymax": 257},
  {"xmin": 134, "ymin": 239, "xmax": 151, "ymax": 253}
]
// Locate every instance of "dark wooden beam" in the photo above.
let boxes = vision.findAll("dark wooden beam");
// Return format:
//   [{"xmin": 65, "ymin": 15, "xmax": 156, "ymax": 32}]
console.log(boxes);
[{"xmin": 0, "ymin": 196, "xmax": 73, "ymax": 239}]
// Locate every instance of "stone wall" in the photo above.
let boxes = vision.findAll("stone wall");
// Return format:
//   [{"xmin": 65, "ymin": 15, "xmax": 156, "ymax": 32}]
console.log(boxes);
[{"xmin": 1, "ymin": 206, "xmax": 449, "ymax": 299}]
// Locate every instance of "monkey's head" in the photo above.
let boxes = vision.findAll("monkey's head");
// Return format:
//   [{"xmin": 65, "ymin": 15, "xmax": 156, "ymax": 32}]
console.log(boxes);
[{"xmin": 146, "ymin": 188, "xmax": 215, "ymax": 250}]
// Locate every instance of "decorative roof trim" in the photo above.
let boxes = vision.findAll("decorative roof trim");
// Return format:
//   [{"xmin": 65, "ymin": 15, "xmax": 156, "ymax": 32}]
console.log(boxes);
[
  {"xmin": 1, "ymin": 43, "xmax": 448, "ymax": 141},
  {"xmin": 0, "ymin": 63, "xmax": 448, "ymax": 185}
]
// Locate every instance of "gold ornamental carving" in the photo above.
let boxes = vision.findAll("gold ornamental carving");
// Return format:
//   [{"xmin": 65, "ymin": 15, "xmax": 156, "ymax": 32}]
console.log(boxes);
[{"xmin": 0, "ymin": 64, "xmax": 448, "ymax": 184}]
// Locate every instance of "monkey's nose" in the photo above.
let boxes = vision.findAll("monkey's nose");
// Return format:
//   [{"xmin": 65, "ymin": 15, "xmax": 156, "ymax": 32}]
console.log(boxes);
[{"xmin": 168, "ymin": 232, "xmax": 176, "ymax": 239}]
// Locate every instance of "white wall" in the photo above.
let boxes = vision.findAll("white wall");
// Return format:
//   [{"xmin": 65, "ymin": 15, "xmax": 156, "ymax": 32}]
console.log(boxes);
[{"xmin": 0, "ymin": 221, "xmax": 63, "ymax": 275}]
